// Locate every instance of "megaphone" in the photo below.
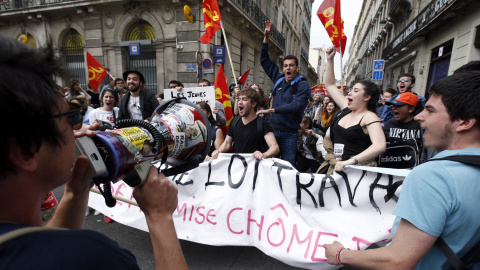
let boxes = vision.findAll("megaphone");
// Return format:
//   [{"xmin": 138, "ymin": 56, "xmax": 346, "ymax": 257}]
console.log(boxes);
[{"xmin": 76, "ymin": 98, "xmax": 211, "ymax": 207}]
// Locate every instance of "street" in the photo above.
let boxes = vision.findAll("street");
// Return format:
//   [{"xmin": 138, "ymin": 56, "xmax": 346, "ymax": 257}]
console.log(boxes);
[{"xmin": 54, "ymin": 186, "xmax": 303, "ymax": 270}]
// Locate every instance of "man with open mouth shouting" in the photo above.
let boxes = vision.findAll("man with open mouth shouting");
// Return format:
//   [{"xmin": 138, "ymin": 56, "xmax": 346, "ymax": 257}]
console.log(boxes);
[{"xmin": 258, "ymin": 20, "xmax": 311, "ymax": 167}]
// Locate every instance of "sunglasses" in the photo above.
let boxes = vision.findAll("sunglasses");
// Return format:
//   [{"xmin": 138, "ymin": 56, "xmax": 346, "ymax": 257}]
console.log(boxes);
[
  {"xmin": 397, "ymin": 78, "xmax": 412, "ymax": 83},
  {"xmin": 51, "ymin": 102, "xmax": 87, "ymax": 130}
]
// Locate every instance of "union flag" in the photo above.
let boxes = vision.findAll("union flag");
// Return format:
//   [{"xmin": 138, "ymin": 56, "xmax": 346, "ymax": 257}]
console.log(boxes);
[
  {"xmin": 214, "ymin": 64, "xmax": 233, "ymax": 134},
  {"xmin": 86, "ymin": 52, "xmax": 108, "ymax": 91},
  {"xmin": 317, "ymin": 0, "xmax": 347, "ymax": 55},
  {"xmin": 200, "ymin": 0, "xmax": 222, "ymax": 44}
]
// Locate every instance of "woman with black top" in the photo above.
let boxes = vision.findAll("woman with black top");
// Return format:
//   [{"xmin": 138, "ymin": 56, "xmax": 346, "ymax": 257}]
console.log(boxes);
[
  {"xmin": 198, "ymin": 102, "xmax": 225, "ymax": 157},
  {"xmin": 324, "ymin": 46, "xmax": 386, "ymax": 171}
]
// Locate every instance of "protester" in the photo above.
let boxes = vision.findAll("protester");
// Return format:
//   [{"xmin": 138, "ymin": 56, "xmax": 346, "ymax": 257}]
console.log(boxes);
[
  {"xmin": 324, "ymin": 63, "xmax": 480, "ymax": 270},
  {"xmin": 313, "ymin": 95, "xmax": 330, "ymax": 122},
  {"xmin": 168, "ymin": 80, "xmax": 184, "ymax": 90},
  {"xmin": 0, "ymin": 36, "xmax": 187, "ymax": 269},
  {"xmin": 211, "ymin": 87, "xmax": 279, "ymax": 160},
  {"xmin": 87, "ymin": 87, "xmax": 100, "ymax": 108},
  {"xmin": 296, "ymin": 116, "xmax": 325, "ymax": 173},
  {"xmin": 383, "ymin": 92, "xmax": 423, "ymax": 155},
  {"xmin": 114, "ymin": 78, "xmax": 127, "ymax": 104},
  {"xmin": 324, "ymin": 46, "xmax": 386, "ymax": 171},
  {"xmin": 198, "ymin": 102, "xmax": 224, "ymax": 157},
  {"xmin": 198, "ymin": 79, "xmax": 227, "ymax": 127},
  {"xmin": 313, "ymin": 100, "xmax": 339, "ymax": 135},
  {"xmin": 305, "ymin": 94, "xmax": 322, "ymax": 120},
  {"xmin": 65, "ymin": 79, "xmax": 91, "ymax": 100},
  {"xmin": 258, "ymin": 20, "xmax": 311, "ymax": 167},
  {"xmin": 88, "ymin": 89, "xmax": 119, "ymax": 127},
  {"xmin": 376, "ymin": 87, "xmax": 397, "ymax": 121},
  {"xmin": 378, "ymin": 73, "xmax": 426, "ymax": 125},
  {"xmin": 118, "ymin": 69, "xmax": 159, "ymax": 121}
]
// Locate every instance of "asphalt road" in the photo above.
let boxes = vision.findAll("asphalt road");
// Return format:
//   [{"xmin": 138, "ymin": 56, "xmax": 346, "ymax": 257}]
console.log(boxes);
[{"xmin": 53, "ymin": 186, "xmax": 303, "ymax": 270}]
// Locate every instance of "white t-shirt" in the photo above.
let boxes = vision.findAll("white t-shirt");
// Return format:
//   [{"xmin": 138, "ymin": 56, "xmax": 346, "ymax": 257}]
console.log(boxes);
[
  {"xmin": 88, "ymin": 107, "xmax": 119, "ymax": 125},
  {"xmin": 128, "ymin": 96, "xmax": 143, "ymax": 120}
]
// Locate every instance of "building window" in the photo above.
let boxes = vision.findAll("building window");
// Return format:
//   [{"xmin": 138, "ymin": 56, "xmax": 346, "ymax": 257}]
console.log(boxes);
[
  {"xmin": 126, "ymin": 21, "xmax": 157, "ymax": 92},
  {"xmin": 61, "ymin": 29, "xmax": 87, "ymax": 90},
  {"xmin": 408, "ymin": 61, "xmax": 414, "ymax": 74}
]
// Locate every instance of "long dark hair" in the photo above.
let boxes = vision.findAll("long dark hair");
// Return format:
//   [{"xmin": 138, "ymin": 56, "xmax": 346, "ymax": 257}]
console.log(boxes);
[
  {"xmin": 100, "ymin": 89, "xmax": 118, "ymax": 108},
  {"xmin": 198, "ymin": 102, "xmax": 216, "ymax": 126},
  {"xmin": 67, "ymin": 79, "xmax": 81, "ymax": 96},
  {"xmin": 356, "ymin": 79, "xmax": 381, "ymax": 113}
]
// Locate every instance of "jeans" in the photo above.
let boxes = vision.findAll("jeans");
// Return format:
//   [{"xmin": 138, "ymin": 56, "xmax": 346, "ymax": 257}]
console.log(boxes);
[{"xmin": 274, "ymin": 130, "xmax": 297, "ymax": 167}]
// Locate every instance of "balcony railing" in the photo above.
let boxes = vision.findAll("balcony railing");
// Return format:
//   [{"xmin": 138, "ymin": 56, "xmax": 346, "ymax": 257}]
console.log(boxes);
[
  {"xmin": 230, "ymin": 0, "xmax": 285, "ymax": 51},
  {"xmin": 0, "ymin": 0, "xmax": 87, "ymax": 12}
]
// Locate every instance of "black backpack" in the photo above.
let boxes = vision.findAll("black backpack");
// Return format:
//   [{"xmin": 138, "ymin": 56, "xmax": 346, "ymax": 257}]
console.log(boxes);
[{"xmin": 428, "ymin": 155, "xmax": 480, "ymax": 270}]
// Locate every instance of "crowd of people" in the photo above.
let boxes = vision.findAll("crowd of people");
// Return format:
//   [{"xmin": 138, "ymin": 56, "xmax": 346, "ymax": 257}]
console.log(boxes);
[{"xmin": 1, "ymin": 15, "xmax": 479, "ymax": 269}]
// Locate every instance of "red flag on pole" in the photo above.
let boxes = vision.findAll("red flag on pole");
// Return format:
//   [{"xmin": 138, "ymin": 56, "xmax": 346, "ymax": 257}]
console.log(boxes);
[
  {"xmin": 237, "ymin": 68, "xmax": 250, "ymax": 85},
  {"xmin": 214, "ymin": 64, "xmax": 233, "ymax": 133},
  {"xmin": 86, "ymin": 52, "xmax": 108, "ymax": 91},
  {"xmin": 317, "ymin": 0, "xmax": 347, "ymax": 55},
  {"xmin": 200, "ymin": 0, "xmax": 222, "ymax": 44}
]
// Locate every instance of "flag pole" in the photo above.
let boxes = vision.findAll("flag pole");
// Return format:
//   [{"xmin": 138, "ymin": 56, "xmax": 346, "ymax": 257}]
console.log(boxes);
[
  {"xmin": 220, "ymin": 21, "xmax": 238, "ymax": 87},
  {"xmin": 339, "ymin": 39, "xmax": 344, "ymax": 94}
]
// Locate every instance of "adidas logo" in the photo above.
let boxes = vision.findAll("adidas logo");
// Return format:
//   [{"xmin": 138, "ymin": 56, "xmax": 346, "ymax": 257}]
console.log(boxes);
[{"xmin": 381, "ymin": 155, "xmax": 412, "ymax": 162}]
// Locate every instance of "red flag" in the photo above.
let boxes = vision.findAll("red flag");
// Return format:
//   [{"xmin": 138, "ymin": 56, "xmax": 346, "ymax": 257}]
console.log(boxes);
[
  {"xmin": 317, "ymin": 0, "xmax": 347, "ymax": 55},
  {"xmin": 86, "ymin": 52, "xmax": 108, "ymax": 91},
  {"xmin": 200, "ymin": 0, "xmax": 222, "ymax": 44},
  {"xmin": 237, "ymin": 68, "xmax": 250, "ymax": 85},
  {"xmin": 214, "ymin": 64, "xmax": 233, "ymax": 134}
]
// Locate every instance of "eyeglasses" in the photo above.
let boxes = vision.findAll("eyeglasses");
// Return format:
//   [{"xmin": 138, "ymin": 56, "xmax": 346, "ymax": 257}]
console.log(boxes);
[
  {"xmin": 51, "ymin": 102, "xmax": 87, "ymax": 130},
  {"xmin": 397, "ymin": 78, "xmax": 412, "ymax": 83}
]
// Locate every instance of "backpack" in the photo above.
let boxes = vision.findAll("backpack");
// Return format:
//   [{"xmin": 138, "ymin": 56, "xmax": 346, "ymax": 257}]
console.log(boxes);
[
  {"xmin": 270, "ymin": 75, "xmax": 306, "ymax": 110},
  {"xmin": 229, "ymin": 115, "xmax": 268, "ymax": 153},
  {"xmin": 429, "ymin": 155, "xmax": 480, "ymax": 270},
  {"xmin": 377, "ymin": 139, "xmax": 420, "ymax": 169}
]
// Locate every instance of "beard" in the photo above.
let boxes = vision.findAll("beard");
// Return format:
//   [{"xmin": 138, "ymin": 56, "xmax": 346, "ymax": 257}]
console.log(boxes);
[{"xmin": 129, "ymin": 84, "xmax": 140, "ymax": 93}]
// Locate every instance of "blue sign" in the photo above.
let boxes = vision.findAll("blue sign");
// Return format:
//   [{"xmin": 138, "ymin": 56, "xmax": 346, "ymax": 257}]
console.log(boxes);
[
  {"xmin": 129, "ymin": 43, "xmax": 140, "ymax": 56},
  {"xmin": 373, "ymin": 60, "xmax": 385, "ymax": 70},
  {"xmin": 372, "ymin": 70, "xmax": 384, "ymax": 81},
  {"xmin": 213, "ymin": 57, "xmax": 225, "ymax": 64},
  {"xmin": 214, "ymin": 45, "xmax": 225, "ymax": 57},
  {"xmin": 187, "ymin": 64, "xmax": 196, "ymax": 71}
]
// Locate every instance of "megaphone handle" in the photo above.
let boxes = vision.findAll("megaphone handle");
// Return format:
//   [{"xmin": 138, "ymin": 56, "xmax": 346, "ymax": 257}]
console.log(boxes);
[{"xmin": 93, "ymin": 180, "xmax": 117, "ymax": 208}]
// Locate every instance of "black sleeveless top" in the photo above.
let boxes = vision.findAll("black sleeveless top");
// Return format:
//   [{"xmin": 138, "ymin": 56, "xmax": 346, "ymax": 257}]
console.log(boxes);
[{"xmin": 331, "ymin": 113, "xmax": 372, "ymax": 161}]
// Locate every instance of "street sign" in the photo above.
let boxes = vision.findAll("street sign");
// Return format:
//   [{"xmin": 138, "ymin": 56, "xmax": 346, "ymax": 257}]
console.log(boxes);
[
  {"xmin": 187, "ymin": 64, "xmax": 196, "ymax": 71},
  {"xmin": 203, "ymin": 68, "xmax": 214, "ymax": 74},
  {"xmin": 372, "ymin": 70, "xmax": 384, "ymax": 81},
  {"xmin": 202, "ymin": 58, "xmax": 212, "ymax": 69},
  {"xmin": 373, "ymin": 60, "xmax": 385, "ymax": 70},
  {"xmin": 213, "ymin": 57, "xmax": 225, "ymax": 64},
  {"xmin": 129, "ymin": 43, "xmax": 140, "ymax": 56},
  {"xmin": 214, "ymin": 45, "xmax": 225, "ymax": 57}
]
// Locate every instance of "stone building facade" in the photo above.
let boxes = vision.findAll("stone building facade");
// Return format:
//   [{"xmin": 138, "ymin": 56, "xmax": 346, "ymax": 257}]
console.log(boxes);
[
  {"xmin": 1, "ymin": 0, "xmax": 315, "ymax": 95},
  {"xmin": 345, "ymin": 0, "xmax": 480, "ymax": 97}
]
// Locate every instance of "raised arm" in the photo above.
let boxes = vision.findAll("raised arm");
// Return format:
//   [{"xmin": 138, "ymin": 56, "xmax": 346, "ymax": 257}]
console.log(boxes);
[
  {"xmin": 264, "ymin": 20, "xmax": 272, "ymax": 44},
  {"xmin": 133, "ymin": 166, "xmax": 188, "ymax": 270},
  {"xmin": 325, "ymin": 46, "xmax": 348, "ymax": 109}
]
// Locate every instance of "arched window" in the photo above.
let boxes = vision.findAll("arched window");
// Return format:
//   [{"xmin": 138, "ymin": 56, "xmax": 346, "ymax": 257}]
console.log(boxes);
[
  {"xmin": 61, "ymin": 29, "xmax": 87, "ymax": 90},
  {"xmin": 126, "ymin": 21, "xmax": 157, "ymax": 92},
  {"xmin": 408, "ymin": 61, "xmax": 414, "ymax": 74}
]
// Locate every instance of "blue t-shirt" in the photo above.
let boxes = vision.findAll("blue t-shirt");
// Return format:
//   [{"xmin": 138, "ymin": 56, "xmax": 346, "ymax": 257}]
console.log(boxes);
[
  {"xmin": 0, "ymin": 227, "xmax": 140, "ymax": 270},
  {"xmin": 392, "ymin": 148, "xmax": 480, "ymax": 269}
]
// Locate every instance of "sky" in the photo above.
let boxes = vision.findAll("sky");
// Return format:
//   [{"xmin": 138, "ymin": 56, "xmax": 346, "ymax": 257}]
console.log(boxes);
[{"xmin": 310, "ymin": 0, "xmax": 364, "ymax": 78}]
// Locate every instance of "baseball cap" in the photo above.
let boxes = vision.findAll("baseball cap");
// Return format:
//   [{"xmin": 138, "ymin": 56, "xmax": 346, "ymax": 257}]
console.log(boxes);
[{"xmin": 386, "ymin": 92, "xmax": 419, "ymax": 107}]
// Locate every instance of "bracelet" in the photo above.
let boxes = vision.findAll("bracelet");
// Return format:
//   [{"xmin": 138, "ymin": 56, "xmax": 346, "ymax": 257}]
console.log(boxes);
[
  {"xmin": 351, "ymin": 156, "xmax": 358, "ymax": 165},
  {"xmin": 336, "ymin": 247, "xmax": 350, "ymax": 265}
]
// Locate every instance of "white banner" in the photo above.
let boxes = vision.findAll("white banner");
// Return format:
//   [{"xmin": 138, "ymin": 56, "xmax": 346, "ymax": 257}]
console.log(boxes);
[{"xmin": 89, "ymin": 154, "xmax": 407, "ymax": 269}]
